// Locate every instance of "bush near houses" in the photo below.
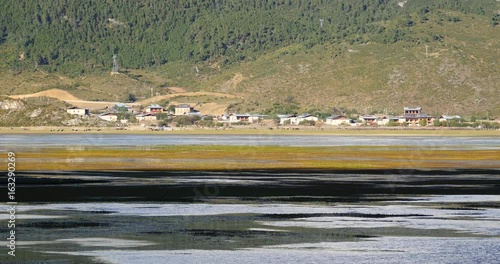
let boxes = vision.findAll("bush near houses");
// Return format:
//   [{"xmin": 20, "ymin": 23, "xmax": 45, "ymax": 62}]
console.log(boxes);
[
  {"xmin": 299, "ymin": 120, "xmax": 316, "ymax": 126},
  {"xmin": 170, "ymin": 115, "xmax": 201, "ymax": 127}
]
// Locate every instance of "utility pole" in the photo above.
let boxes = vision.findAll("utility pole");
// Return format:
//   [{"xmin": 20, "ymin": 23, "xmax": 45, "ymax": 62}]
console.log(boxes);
[
  {"xmin": 151, "ymin": 87, "xmax": 154, "ymax": 98},
  {"xmin": 112, "ymin": 54, "xmax": 119, "ymax": 74},
  {"xmin": 425, "ymin": 45, "xmax": 429, "ymax": 57},
  {"xmin": 319, "ymin": 18, "xmax": 324, "ymax": 29}
]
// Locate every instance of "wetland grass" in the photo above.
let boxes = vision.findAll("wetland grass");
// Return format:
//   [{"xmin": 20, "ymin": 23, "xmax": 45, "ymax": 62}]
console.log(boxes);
[{"xmin": 15, "ymin": 145, "xmax": 500, "ymax": 171}]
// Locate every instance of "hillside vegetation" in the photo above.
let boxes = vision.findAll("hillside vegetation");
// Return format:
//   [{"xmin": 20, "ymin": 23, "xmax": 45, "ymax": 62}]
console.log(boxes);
[{"xmin": 0, "ymin": 0, "xmax": 499, "ymax": 117}]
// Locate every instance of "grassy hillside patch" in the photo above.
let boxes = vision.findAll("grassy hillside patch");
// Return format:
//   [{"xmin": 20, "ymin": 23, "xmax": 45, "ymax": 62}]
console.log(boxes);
[{"xmin": 163, "ymin": 12, "xmax": 498, "ymax": 117}]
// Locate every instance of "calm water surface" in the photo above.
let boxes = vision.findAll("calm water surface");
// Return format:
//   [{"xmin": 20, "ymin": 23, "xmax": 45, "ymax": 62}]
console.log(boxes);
[{"xmin": 0, "ymin": 134, "xmax": 499, "ymax": 148}]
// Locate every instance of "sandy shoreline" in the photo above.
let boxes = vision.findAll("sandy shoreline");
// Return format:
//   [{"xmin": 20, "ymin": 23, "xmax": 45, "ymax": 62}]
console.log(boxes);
[{"xmin": 0, "ymin": 125, "xmax": 499, "ymax": 136}]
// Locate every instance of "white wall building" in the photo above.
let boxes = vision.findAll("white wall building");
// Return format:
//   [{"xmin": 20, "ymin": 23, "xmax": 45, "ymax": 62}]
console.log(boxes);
[
  {"xmin": 136, "ymin": 113, "xmax": 157, "ymax": 122},
  {"xmin": 325, "ymin": 115, "xmax": 351, "ymax": 126},
  {"xmin": 98, "ymin": 113, "xmax": 118, "ymax": 122},
  {"xmin": 279, "ymin": 114, "xmax": 318, "ymax": 125},
  {"xmin": 67, "ymin": 107, "xmax": 89, "ymax": 116}
]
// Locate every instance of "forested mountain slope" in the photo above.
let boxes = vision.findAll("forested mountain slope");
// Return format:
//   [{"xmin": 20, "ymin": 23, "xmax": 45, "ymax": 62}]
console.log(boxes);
[{"xmin": 0, "ymin": 0, "xmax": 498, "ymax": 117}]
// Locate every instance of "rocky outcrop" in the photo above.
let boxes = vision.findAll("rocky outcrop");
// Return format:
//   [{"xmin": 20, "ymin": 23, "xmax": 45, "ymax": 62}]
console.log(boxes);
[{"xmin": 0, "ymin": 100, "xmax": 25, "ymax": 110}]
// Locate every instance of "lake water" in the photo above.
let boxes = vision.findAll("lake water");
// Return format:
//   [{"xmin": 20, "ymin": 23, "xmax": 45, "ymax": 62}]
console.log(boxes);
[
  {"xmin": 1, "ymin": 134, "xmax": 499, "ymax": 263},
  {"xmin": 0, "ymin": 134, "xmax": 499, "ymax": 148}
]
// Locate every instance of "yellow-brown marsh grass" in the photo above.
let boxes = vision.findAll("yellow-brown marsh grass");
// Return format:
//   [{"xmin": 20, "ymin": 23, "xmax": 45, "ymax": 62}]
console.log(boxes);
[{"xmin": 15, "ymin": 145, "xmax": 500, "ymax": 171}]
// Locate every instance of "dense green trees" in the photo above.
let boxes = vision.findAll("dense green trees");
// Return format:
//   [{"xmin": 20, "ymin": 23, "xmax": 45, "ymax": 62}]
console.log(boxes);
[{"xmin": 0, "ymin": 0, "xmax": 496, "ymax": 75}]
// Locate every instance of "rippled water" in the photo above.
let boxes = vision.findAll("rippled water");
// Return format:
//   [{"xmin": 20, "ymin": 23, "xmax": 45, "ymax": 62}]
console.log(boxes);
[
  {"xmin": 2, "ymin": 134, "xmax": 499, "ymax": 263},
  {"xmin": 4, "ymin": 194, "xmax": 500, "ymax": 263},
  {"xmin": 47, "ymin": 237, "xmax": 500, "ymax": 264}
]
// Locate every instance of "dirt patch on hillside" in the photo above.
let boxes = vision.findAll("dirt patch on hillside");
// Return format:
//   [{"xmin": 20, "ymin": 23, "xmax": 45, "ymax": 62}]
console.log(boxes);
[
  {"xmin": 139, "ymin": 92, "xmax": 242, "ymax": 106},
  {"xmin": 167, "ymin": 100, "xmax": 231, "ymax": 116},
  {"xmin": 10, "ymin": 89, "xmax": 80, "ymax": 101},
  {"xmin": 219, "ymin": 73, "xmax": 245, "ymax": 93},
  {"xmin": 166, "ymin": 87, "xmax": 188, "ymax": 93},
  {"xmin": 197, "ymin": 102, "xmax": 229, "ymax": 116},
  {"xmin": 8, "ymin": 88, "xmax": 240, "ymax": 113}
]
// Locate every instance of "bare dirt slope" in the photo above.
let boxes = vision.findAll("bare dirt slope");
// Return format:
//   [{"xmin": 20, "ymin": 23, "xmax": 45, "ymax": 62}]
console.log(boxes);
[
  {"xmin": 166, "ymin": 87, "xmax": 188, "ymax": 93},
  {"xmin": 9, "ymin": 89, "xmax": 80, "ymax": 101},
  {"xmin": 9, "ymin": 89, "xmax": 138, "ymax": 110},
  {"xmin": 167, "ymin": 101, "xmax": 229, "ymax": 116},
  {"xmin": 138, "ymin": 91, "xmax": 242, "ymax": 105},
  {"xmin": 9, "ymin": 88, "xmax": 241, "ymax": 113}
]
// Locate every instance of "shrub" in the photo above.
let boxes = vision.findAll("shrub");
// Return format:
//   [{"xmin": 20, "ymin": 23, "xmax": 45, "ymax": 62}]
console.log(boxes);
[
  {"xmin": 299, "ymin": 120, "xmax": 316, "ymax": 126},
  {"xmin": 172, "ymin": 115, "xmax": 200, "ymax": 126},
  {"xmin": 231, "ymin": 121, "xmax": 250, "ymax": 126},
  {"xmin": 419, "ymin": 119, "xmax": 428, "ymax": 127},
  {"xmin": 197, "ymin": 120, "xmax": 215, "ymax": 127}
]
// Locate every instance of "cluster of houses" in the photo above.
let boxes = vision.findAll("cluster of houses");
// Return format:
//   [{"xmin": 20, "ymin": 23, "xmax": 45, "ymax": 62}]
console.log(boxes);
[
  {"xmin": 66, "ymin": 103, "xmax": 201, "ymax": 124},
  {"xmin": 320, "ymin": 107, "xmax": 434, "ymax": 127},
  {"xmin": 322, "ymin": 107, "xmax": 459, "ymax": 127},
  {"xmin": 279, "ymin": 107, "xmax": 459, "ymax": 127},
  {"xmin": 67, "ymin": 104, "xmax": 460, "ymax": 127}
]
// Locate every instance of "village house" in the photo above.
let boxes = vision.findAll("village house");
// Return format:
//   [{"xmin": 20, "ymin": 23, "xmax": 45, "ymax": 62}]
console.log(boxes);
[
  {"xmin": 359, "ymin": 115, "xmax": 378, "ymax": 125},
  {"xmin": 278, "ymin": 113, "xmax": 318, "ymax": 125},
  {"xmin": 401, "ymin": 107, "xmax": 434, "ymax": 126},
  {"xmin": 229, "ymin": 113, "xmax": 250, "ymax": 123},
  {"xmin": 136, "ymin": 113, "xmax": 157, "ymax": 122},
  {"xmin": 174, "ymin": 104, "xmax": 198, "ymax": 115},
  {"xmin": 278, "ymin": 114, "xmax": 295, "ymax": 125},
  {"xmin": 98, "ymin": 113, "xmax": 118, "ymax": 122},
  {"xmin": 324, "ymin": 115, "xmax": 352, "ymax": 126},
  {"xmin": 114, "ymin": 103, "xmax": 129, "ymax": 112},
  {"xmin": 66, "ymin": 107, "xmax": 89, "ymax": 116},
  {"xmin": 404, "ymin": 107, "xmax": 422, "ymax": 115},
  {"xmin": 378, "ymin": 116, "xmax": 400, "ymax": 126},
  {"xmin": 249, "ymin": 114, "xmax": 266, "ymax": 123},
  {"xmin": 145, "ymin": 104, "xmax": 164, "ymax": 113},
  {"xmin": 295, "ymin": 113, "xmax": 318, "ymax": 125},
  {"xmin": 222, "ymin": 113, "xmax": 265, "ymax": 123}
]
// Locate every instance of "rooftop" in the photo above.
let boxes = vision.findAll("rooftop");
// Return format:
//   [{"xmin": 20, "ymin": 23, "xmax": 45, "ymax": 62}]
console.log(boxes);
[
  {"xmin": 440, "ymin": 115, "xmax": 461, "ymax": 119},
  {"xmin": 326, "ymin": 115, "xmax": 348, "ymax": 120},
  {"xmin": 136, "ymin": 113, "xmax": 154, "ymax": 117},
  {"xmin": 231, "ymin": 113, "xmax": 251, "ymax": 117},
  {"xmin": 404, "ymin": 107, "xmax": 422, "ymax": 111},
  {"xmin": 402, "ymin": 113, "xmax": 433, "ymax": 118},
  {"xmin": 297, "ymin": 113, "xmax": 313, "ymax": 118}
]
